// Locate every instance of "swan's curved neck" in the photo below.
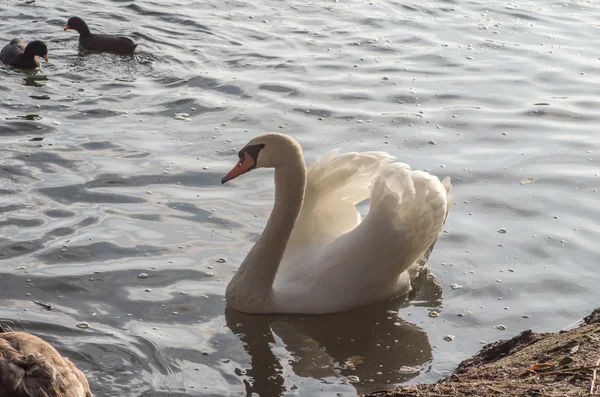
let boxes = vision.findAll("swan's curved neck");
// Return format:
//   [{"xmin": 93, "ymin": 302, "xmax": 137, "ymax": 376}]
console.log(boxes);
[{"xmin": 227, "ymin": 156, "xmax": 306, "ymax": 312}]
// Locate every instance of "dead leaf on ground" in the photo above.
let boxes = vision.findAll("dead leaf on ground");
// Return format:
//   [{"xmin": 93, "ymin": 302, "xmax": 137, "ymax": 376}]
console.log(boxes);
[{"xmin": 528, "ymin": 362, "xmax": 555, "ymax": 372}]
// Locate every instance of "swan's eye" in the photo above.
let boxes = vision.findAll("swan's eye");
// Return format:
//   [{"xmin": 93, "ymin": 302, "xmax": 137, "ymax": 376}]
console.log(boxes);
[{"xmin": 238, "ymin": 144, "xmax": 265, "ymax": 164}]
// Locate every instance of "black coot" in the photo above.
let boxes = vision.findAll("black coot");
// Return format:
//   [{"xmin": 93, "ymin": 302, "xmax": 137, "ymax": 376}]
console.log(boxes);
[
  {"xmin": 0, "ymin": 39, "xmax": 48, "ymax": 68},
  {"xmin": 64, "ymin": 16, "xmax": 138, "ymax": 54}
]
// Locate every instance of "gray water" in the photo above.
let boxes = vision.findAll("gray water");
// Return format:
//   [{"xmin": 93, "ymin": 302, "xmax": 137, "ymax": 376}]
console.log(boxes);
[{"xmin": 1, "ymin": 0, "xmax": 600, "ymax": 395}]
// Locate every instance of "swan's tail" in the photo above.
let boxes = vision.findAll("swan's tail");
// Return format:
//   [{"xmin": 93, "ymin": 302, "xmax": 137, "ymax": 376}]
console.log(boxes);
[
  {"xmin": 369, "ymin": 163, "xmax": 451, "ymax": 275},
  {"xmin": 306, "ymin": 149, "xmax": 395, "ymax": 205}
]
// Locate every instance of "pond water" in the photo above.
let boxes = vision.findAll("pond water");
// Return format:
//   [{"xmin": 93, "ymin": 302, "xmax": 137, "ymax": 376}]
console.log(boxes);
[{"xmin": 1, "ymin": 0, "xmax": 600, "ymax": 395}]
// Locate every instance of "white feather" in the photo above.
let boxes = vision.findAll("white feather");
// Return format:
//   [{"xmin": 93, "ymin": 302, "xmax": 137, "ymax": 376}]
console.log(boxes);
[{"xmin": 275, "ymin": 153, "xmax": 451, "ymax": 313}]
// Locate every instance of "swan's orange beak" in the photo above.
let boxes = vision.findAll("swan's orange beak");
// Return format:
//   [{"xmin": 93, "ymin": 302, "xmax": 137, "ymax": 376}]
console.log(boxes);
[
  {"xmin": 222, "ymin": 152, "xmax": 255, "ymax": 184},
  {"xmin": 43, "ymin": 54, "xmax": 48, "ymax": 63},
  {"xmin": 63, "ymin": 25, "xmax": 69, "ymax": 31}
]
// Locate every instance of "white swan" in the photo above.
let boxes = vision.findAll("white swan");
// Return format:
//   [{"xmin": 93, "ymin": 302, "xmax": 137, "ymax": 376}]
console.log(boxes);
[{"xmin": 221, "ymin": 133, "xmax": 452, "ymax": 314}]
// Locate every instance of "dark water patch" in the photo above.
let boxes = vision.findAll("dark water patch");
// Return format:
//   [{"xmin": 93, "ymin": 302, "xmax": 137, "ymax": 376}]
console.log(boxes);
[
  {"xmin": 480, "ymin": 200, "xmax": 541, "ymax": 218},
  {"xmin": 14, "ymin": 151, "xmax": 79, "ymax": 173},
  {"xmin": 38, "ymin": 241, "xmax": 168, "ymax": 264},
  {"xmin": 440, "ymin": 232, "xmax": 472, "ymax": 244},
  {"xmin": 259, "ymin": 84, "xmax": 300, "ymax": 96},
  {"xmin": 524, "ymin": 108, "xmax": 588, "ymax": 122},
  {"xmin": 80, "ymin": 141, "xmax": 119, "ymax": 151},
  {"xmin": 0, "ymin": 216, "xmax": 98, "ymax": 259},
  {"xmin": 292, "ymin": 107, "xmax": 333, "ymax": 118},
  {"xmin": 46, "ymin": 216, "xmax": 98, "ymax": 237},
  {"xmin": 132, "ymin": 213, "xmax": 162, "ymax": 221},
  {"xmin": 153, "ymin": 75, "xmax": 186, "ymax": 87},
  {"xmin": 67, "ymin": 108, "xmax": 127, "ymax": 119},
  {"xmin": 2, "ymin": 269, "xmax": 223, "ymax": 324},
  {"xmin": 0, "ymin": 204, "xmax": 26, "ymax": 213},
  {"xmin": 123, "ymin": 151, "xmax": 151, "ymax": 159},
  {"xmin": 0, "ymin": 165, "xmax": 35, "ymax": 181},
  {"xmin": 337, "ymin": 92, "xmax": 373, "ymax": 101},
  {"xmin": 0, "ymin": 238, "xmax": 45, "ymax": 259},
  {"xmin": 186, "ymin": 75, "xmax": 249, "ymax": 98},
  {"xmin": 126, "ymin": 3, "xmax": 213, "ymax": 33},
  {"xmin": 0, "ymin": 120, "xmax": 57, "ymax": 135},
  {"xmin": 149, "ymin": 98, "xmax": 221, "ymax": 116},
  {"xmin": 97, "ymin": 82, "xmax": 137, "ymax": 91},
  {"xmin": 0, "ymin": 217, "xmax": 44, "ymax": 228},
  {"xmin": 524, "ymin": 244, "xmax": 554, "ymax": 259},
  {"xmin": 44, "ymin": 209, "xmax": 77, "ymax": 218},
  {"xmin": 88, "ymin": 171, "xmax": 222, "ymax": 189},
  {"xmin": 39, "ymin": 183, "xmax": 146, "ymax": 204}
]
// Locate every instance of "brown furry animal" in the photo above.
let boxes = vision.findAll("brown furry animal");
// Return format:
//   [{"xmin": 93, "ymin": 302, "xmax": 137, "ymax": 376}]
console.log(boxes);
[{"xmin": 0, "ymin": 331, "xmax": 91, "ymax": 397}]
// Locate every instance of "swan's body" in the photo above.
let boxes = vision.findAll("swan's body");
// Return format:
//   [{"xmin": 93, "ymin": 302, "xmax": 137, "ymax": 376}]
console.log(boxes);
[
  {"xmin": 0, "ymin": 329, "xmax": 91, "ymax": 397},
  {"xmin": 222, "ymin": 133, "xmax": 452, "ymax": 314}
]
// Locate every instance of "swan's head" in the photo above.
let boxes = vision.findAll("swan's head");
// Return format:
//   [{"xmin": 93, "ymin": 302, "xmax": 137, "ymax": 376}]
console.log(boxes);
[{"xmin": 222, "ymin": 133, "xmax": 302, "ymax": 184}]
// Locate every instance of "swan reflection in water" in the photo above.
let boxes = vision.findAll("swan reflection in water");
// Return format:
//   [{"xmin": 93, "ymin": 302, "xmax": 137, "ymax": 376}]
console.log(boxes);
[{"xmin": 225, "ymin": 269, "xmax": 442, "ymax": 396}]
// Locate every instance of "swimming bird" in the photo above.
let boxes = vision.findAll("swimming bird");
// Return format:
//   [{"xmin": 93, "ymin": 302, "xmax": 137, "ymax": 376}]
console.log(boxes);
[
  {"xmin": 221, "ymin": 133, "xmax": 452, "ymax": 314},
  {"xmin": 63, "ymin": 17, "xmax": 137, "ymax": 54},
  {"xmin": 0, "ymin": 39, "xmax": 48, "ymax": 69},
  {"xmin": 0, "ymin": 327, "xmax": 91, "ymax": 397}
]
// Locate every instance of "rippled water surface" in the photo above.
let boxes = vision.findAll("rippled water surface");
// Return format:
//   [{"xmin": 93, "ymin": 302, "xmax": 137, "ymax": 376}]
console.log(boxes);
[{"xmin": 2, "ymin": 0, "xmax": 600, "ymax": 395}]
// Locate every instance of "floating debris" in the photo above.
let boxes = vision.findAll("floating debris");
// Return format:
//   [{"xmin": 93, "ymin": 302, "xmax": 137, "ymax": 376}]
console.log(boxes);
[
  {"xmin": 495, "ymin": 325, "xmax": 507, "ymax": 330},
  {"xmin": 346, "ymin": 375, "xmax": 360, "ymax": 383},
  {"xmin": 521, "ymin": 177, "xmax": 537, "ymax": 185},
  {"xmin": 216, "ymin": 257, "xmax": 228, "ymax": 263},
  {"xmin": 444, "ymin": 335, "xmax": 455, "ymax": 342},
  {"xmin": 76, "ymin": 322, "xmax": 89, "ymax": 329},
  {"xmin": 32, "ymin": 301, "xmax": 52, "ymax": 310},
  {"xmin": 398, "ymin": 366, "xmax": 420, "ymax": 374},
  {"xmin": 345, "ymin": 356, "xmax": 365, "ymax": 368},
  {"xmin": 429, "ymin": 310, "xmax": 440, "ymax": 318},
  {"xmin": 497, "ymin": 227, "xmax": 507, "ymax": 234},
  {"xmin": 450, "ymin": 284, "xmax": 463, "ymax": 290},
  {"xmin": 138, "ymin": 272, "xmax": 148, "ymax": 279},
  {"xmin": 174, "ymin": 113, "xmax": 191, "ymax": 121}
]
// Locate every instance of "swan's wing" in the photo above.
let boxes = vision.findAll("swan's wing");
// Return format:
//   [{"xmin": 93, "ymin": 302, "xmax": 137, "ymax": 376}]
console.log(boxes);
[
  {"xmin": 354, "ymin": 163, "xmax": 451, "ymax": 277},
  {"xmin": 275, "ymin": 163, "xmax": 451, "ymax": 313},
  {"xmin": 287, "ymin": 149, "xmax": 395, "ymax": 248}
]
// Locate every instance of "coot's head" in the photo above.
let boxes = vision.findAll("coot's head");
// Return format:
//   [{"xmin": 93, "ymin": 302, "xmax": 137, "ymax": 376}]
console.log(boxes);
[
  {"xmin": 25, "ymin": 40, "xmax": 48, "ymax": 63},
  {"xmin": 64, "ymin": 17, "xmax": 91, "ymax": 35}
]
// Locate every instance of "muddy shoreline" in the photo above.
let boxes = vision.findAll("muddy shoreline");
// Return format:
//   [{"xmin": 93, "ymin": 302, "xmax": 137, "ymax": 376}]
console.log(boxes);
[{"xmin": 367, "ymin": 308, "xmax": 600, "ymax": 397}]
